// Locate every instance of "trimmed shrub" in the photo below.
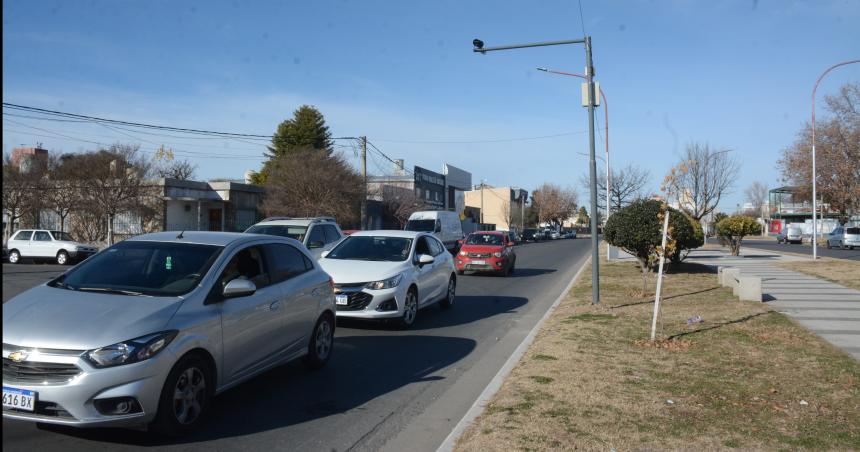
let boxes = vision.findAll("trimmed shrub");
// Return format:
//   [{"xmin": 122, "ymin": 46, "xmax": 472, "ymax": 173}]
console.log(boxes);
[{"xmin": 716, "ymin": 215, "xmax": 762, "ymax": 256}]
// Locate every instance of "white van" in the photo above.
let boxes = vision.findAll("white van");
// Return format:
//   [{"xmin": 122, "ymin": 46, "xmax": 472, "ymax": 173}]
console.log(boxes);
[{"xmin": 405, "ymin": 210, "xmax": 464, "ymax": 252}]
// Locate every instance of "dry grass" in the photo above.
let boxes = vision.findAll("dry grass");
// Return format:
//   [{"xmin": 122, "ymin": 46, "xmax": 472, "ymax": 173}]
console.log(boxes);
[
  {"xmin": 778, "ymin": 258, "xmax": 860, "ymax": 292},
  {"xmin": 456, "ymin": 249, "xmax": 860, "ymax": 451}
]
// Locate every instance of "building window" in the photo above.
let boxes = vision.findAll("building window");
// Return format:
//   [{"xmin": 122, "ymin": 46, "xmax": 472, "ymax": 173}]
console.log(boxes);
[{"xmin": 426, "ymin": 190, "xmax": 431, "ymax": 200}]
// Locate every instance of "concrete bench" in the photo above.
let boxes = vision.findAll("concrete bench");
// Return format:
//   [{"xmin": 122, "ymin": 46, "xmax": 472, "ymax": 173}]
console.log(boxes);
[
  {"xmin": 738, "ymin": 276, "xmax": 762, "ymax": 302},
  {"xmin": 720, "ymin": 268, "xmax": 740, "ymax": 290}
]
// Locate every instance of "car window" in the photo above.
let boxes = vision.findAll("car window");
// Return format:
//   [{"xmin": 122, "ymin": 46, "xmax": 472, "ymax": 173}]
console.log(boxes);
[
  {"xmin": 405, "ymin": 219, "xmax": 435, "ymax": 232},
  {"xmin": 33, "ymin": 231, "xmax": 52, "ymax": 241},
  {"xmin": 50, "ymin": 231, "xmax": 75, "ymax": 241},
  {"xmin": 326, "ymin": 236, "xmax": 412, "ymax": 262},
  {"xmin": 50, "ymin": 241, "xmax": 222, "ymax": 296},
  {"xmin": 12, "ymin": 230, "xmax": 33, "ymax": 241},
  {"xmin": 415, "ymin": 237, "xmax": 432, "ymax": 257},
  {"xmin": 265, "ymin": 243, "xmax": 312, "ymax": 283},
  {"xmin": 218, "ymin": 245, "xmax": 270, "ymax": 290},
  {"xmin": 245, "ymin": 224, "xmax": 308, "ymax": 241},
  {"xmin": 428, "ymin": 237, "xmax": 445, "ymax": 256},
  {"xmin": 322, "ymin": 224, "xmax": 341, "ymax": 244},
  {"xmin": 308, "ymin": 226, "xmax": 326, "ymax": 245},
  {"xmin": 847, "ymin": 227, "xmax": 860, "ymax": 234},
  {"xmin": 466, "ymin": 233, "xmax": 504, "ymax": 245}
]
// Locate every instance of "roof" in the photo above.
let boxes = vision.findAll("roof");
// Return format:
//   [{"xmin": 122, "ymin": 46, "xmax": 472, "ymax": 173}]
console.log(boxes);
[
  {"xmin": 255, "ymin": 217, "xmax": 337, "ymax": 226},
  {"xmin": 349, "ymin": 230, "xmax": 426, "ymax": 239},
  {"xmin": 127, "ymin": 231, "xmax": 252, "ymax": 246}
]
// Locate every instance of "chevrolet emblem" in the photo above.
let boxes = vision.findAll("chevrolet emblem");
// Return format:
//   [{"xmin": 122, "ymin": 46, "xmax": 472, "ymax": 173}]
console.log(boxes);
[{"xmin": 8, "ymin": 350, "xmax": 28, "ymax": 363}]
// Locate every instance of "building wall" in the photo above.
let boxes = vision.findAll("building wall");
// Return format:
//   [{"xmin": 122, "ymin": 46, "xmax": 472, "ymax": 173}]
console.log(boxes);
[{"xmin": 465, "ymin": 187, "xmax": 514, "ymax": 231}]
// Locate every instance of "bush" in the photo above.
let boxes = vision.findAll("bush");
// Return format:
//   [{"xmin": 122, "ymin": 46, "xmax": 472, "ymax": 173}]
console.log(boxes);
[
  {"xmin": 673, "ymin": 212, "xmax": 704, "ymax": 264},
  {"xmin": 716, "ymin": 215, "xmax": 762, "ymax": 256},
  {"xmin": 605, "ymin": 199, "xmax": 695, "ymax": 293}
]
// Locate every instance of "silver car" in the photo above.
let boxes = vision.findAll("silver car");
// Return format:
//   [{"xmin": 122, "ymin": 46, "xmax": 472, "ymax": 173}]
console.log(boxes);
[
  {"xmin": 827, "ymin": 226, "xmax": 860, "ymax": 250},
  {"xmin": 3, "ymin": 231, "xmax": 335, "ymax": 436}
]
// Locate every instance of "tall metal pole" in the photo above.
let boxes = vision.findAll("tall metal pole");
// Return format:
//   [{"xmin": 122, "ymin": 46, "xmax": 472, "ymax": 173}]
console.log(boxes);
[
  {"xmin": 585, "ymin": 37, "xmax": 600, "ymax": 305},
  {"xmin": 360, "ymin": 136, "xmax": 367, "ymax": 230},
  {"xmin": 810, "ymin": 59, "xmax": 859, "ymax": 260}
]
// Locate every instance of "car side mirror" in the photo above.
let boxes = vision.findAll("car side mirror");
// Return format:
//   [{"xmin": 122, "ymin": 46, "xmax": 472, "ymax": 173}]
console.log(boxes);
[
  {"xmin": 435, "ymin": 224, "xmax": 442, "ymax": 233},
  {"xmin": 418, "ymin": 254, "xmax": 434, "ymax": 265},
  {"xmin": 320, "ymin": 250, "xmax": 330, "ymax": 258},
  {"xmin": 223, "ymin": 278, "xmax": 257, "ymax": 299},
  {"xmin": 308, "ymin": 240, "xmax": 325, "ymax": 249}
]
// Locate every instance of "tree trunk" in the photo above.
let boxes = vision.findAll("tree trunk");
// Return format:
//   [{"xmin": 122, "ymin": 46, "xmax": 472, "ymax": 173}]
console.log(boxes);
[
  {"xmin": 638, "ymin": 257, "xmax": 649, "ymax": 296},
  {"xmin": 107, "ymin": 213, "xmax": 114, "ymax": 245}
]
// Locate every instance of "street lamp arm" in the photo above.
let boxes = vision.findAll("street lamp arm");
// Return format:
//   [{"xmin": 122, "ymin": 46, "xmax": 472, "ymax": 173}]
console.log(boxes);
[{"xmin": 473, "ymin": 38, "xmax": 586, "ymax": 53}]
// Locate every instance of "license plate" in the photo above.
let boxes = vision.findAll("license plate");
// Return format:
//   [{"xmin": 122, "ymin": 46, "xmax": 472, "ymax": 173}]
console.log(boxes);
[
  {"xmin": 3, "ymin": 386, "xmax": 35, "ymax": 412},
  {"xmin": 336, "ymin": 294, "xmax": 349, "ymax": 305},
  {"xmin": 472, "ymin": 260, "xmax": 486, "ymax": 265}
]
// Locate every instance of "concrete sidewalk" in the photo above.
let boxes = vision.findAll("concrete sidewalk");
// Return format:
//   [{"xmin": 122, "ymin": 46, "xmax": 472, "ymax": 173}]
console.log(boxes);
[{"xmin": 686, "ymin": 248, "xmax": 860, "ymax": 361}]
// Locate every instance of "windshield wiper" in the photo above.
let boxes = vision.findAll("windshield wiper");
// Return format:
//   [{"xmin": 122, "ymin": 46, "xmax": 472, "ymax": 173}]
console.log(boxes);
[{"xmin": 76, "ymin": 287, "xmax": 149, "ymax": 297}]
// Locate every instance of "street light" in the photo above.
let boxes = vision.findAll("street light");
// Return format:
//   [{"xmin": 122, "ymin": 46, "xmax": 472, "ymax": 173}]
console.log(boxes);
[
  {"xmin": 472, "ymin": 37, "xmax": 601, "ymax": 305},
  {"xmin": 537, "ymin": 67, "xmax": 609, "ymax": 223},
  {"xmin": 810, "ymin": 59, "xmax": 859, "ymax": 261}
]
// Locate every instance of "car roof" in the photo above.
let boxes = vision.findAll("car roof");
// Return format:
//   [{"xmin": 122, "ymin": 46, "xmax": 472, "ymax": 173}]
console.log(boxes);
[
  {"xmin": 127, "ymin": 231, "xmax": 263, "ymax": 246},
  {"xmin": 468, "ymin": 231, "xmax": 505, "ymax": 236},
  {"xmin": 349, "ymin": 230, "xmax": 426, "ymax": 239},
  {"xmin": 253, "ymin": 217, "xmax": 337, "ymax": 227}
]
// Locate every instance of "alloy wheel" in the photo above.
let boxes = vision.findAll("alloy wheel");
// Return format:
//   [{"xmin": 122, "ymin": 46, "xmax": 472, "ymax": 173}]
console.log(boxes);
[
  {"xmin": 403, "ymin": 292, "xmax": 418, "ymax": 325},
  {"xmin": 173, "ymin": 367, "xmax": 206, "ymax": 425},
  {"xmin": 315, "ymin": 318, "xmax": 333, "ymax": 360}
]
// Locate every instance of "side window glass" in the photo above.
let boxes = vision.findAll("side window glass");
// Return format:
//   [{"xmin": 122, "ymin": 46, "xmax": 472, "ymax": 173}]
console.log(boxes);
[
  {"xmin": 429, "ymin": 238, "xmax": 444, "ymax": 256},
  {"xmin": 34, "ymin": 231, "xmax": 51, "ymax": 241},
  {"xmin": 323, "ymin": 225, "xmax": 341, "ymax": 244},
  {"xmin": 415, "ymin": 237, "xmax": 432, "ymax": 256},
  {"xmin": 14, "ymin": 231, "xmax": 33, "ymax": 241},
  {"xmin": 308, "ymin": 227, "xmax": 326, "ymax": 246},
  {"xmin": 219, "ymin": 246, "xmax": 269, "ymax": 290},
  {"xmin": 265, "ymin": 243, "xmax": 311, "ymax": 283}
]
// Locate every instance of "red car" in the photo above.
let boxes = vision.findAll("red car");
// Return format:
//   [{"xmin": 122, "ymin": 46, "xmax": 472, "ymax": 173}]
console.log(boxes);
[{"xmin": 455, "ymin": 231, "xmax": 517, "ymax": 276}]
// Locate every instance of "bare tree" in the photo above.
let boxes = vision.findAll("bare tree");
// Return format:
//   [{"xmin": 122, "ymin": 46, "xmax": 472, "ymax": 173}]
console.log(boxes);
[
  {"xmin": 581, "ymin": 164, "xmax": 650, "ymax": 213},
  {"xmin": 43, "ymin": 154, "xmax": 83, "ymax": 233},
  {"xmin": 379, "ymin": 185, "xmax": 428, "ymax": 228},
  {"xmin": 667, "ymin": 142, "xmax": 740, "ymax": 221},
  {"xmin": 531, "ymin": 183, "xmax": 578, "ymax": 226},
  {"xmin": 2, "ymin": 155, "xmax": 32, "ymax": 242},
  {"xmin": 778, "ymin": 82, "xmax": 859, "ymax": 215},
  {"xmin": 153, "ymin": 157, "xmax": 197, "ymax": 180},
  {"xmin": 744, "ymin": 181, "xmax": 769, "ymax": 215},
  {"xmin": 261, "ymin": 148, "xmax": 363, "ymax": 223}
]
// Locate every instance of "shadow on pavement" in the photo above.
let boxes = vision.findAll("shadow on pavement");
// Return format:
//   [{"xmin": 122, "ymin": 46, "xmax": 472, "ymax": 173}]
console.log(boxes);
[
  {"xmin": 33, "ymin": 334, "xmax": 476, "ymax": 446},
  {"xmin": 337, "ymin": 295, "xmax": 528, "ymax": 331}
]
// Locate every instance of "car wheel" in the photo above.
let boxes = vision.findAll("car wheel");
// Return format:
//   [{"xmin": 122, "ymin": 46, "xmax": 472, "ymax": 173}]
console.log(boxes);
[
  {"xmin": 150, "ymin": 354, "xmax": 211, "ymax": 437},
  {"xmin": 397, "ymin": 289, "xmax": 418, "ymax": 328},
  {"xmin": 8, "ymin": 250, "xmax": 20, "ymax": 264},
  {"xmin": 303, "ymin": 313, "xmax": 334, "ymax": 370},
  {"xmin": 439, "ymin": 276, "xmax": 456, "ymax": 309},
  {"xmin": 826, "ymin": 241, "xmax": 832, "ymax": 249},
  {"xmin": 56, "ymin": 250, "xmax": 69, "ymax": 265},
  {"xmin": 457, "ymin": 269, "xmax": 464, "ymax": 276}
]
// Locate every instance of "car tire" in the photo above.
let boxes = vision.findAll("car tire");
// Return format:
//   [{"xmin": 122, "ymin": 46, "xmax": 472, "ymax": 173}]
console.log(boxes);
[
  {"xmin": 439, "ymin": 275, "xmax": 456, "ymax": 309},
  {"xmin": 303, "ymin": 313, "xmax": 334, "ymax": 370},
  {"xmin": 827, "ymin": 241, "xmax": 832, "ymax": 249},
  {"xmin": 8, "ymin": 250, "xmax": 20, "ymax": 264},
  {"xmin": 56, "ymin": 250, "xmax": 69, "ymax": 265},
  {"xmin": 397, "ymin": 288, "xmax": 419, "ymax": 329},
  {"xmin": 150, "ymin": 354, "xmax": 212, "ymax": 437},
  {"xmin": 457, "ymin": 269, "xmax": 464, "ymax": 276}
]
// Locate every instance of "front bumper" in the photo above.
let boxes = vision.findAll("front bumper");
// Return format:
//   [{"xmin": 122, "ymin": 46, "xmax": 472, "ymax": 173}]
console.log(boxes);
[
  {"xmin": 68, "ymin": 250, "xmax": 97, "ymax": 260},
  {"xmin": 333, "ymin": 285, "xmax": 405, "ymax": 320},
  {"xmin": 456, "ymin": 256, "xmax": 508, "ymax": 272},
  {"xmin": 2, "ymin": 346, "xmax": 173, "ymax": 427}
]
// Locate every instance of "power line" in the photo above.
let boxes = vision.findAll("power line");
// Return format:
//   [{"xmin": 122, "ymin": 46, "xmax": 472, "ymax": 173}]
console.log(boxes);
[
  {"xmin": 372, "ymin": 130, "xmax": 588, "ymax": 144},
  {"xmin": 577, "ymin": 0, "xmax": 587, "ymax": 37}
]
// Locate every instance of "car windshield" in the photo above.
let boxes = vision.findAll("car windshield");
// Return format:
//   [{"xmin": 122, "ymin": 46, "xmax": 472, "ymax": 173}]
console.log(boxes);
[
  {"xmin": 50, "ymin": 231, "xmax": 75, "ymax": 241},
  {"xmin": 466, "ymin": 234, "xmax": 504, "ymax": 246},
  {"xmin": 846, "ymin": 228, "xmax": 860, "ymax": 235},
  {"xmin": 405, "ymin": 220, "xmax": 435, "ymax": 232},
  {"xmin": 49, "ymin": 241, "xmax": 223, "ymax": 297},
  {"xmin": 246, "ymin": 224, "xmax": 308, "ymax": 241},
  {"xmin": 326, "ymin": 236, "xmax": 412, "ymax": 262}
]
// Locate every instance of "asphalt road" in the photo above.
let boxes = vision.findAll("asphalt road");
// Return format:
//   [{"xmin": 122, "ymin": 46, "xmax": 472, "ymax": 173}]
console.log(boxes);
[
  {"xmin": 2, "ymin": 238, "xmax": 591, "ymax": 452},
  {"xmin": 706, "ymin": 238, "xmax": 860, "ymax": 261}
]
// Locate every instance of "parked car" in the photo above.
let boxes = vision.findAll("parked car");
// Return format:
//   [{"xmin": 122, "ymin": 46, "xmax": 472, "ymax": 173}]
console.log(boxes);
[
  {"xmin": 318, "ymin": 231, "xmax": 456, "ymax": 328},
  {"xmin": 5, "ymin": 229, "xmax": 99, "ymax": 265},
  {"xmin": 505, "ymin": 230, "xmax": 519, "ymax": 246},
  {"xmin": 456, "ymin": 231, "xmax": 517, "ymax": 276},
  {"xmin": 404, "ymin": 210, "xmax": 464, "ymax": 253},
  {"xmin": 562, "ymin": 228, "xmax": 577, "ymax": 239},
  {"xmin": 545, "ymin": 229, "xmax": 560, "ymax": 240},
  {"xmin": 521, "ymin": 228, "xmax": 539, "ymax": 242},
  {"xmin": 245, "ymin": 216, "xmax": 344, "ymax": 259},
  {"xmin": 776, "ymin": 226, "xmax": 803, "ymax": 244},
  {"xmin": 827, "ymin": 226, "xmax": 860, "ymax": 250},
  {"xmin": 2, "ymin": 231, "xmax": 335, "ymax": 435}
]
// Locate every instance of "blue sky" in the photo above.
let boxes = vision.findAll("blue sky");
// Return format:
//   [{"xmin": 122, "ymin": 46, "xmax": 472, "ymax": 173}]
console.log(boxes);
[{"xmin": 3, "ymin": 0, "xmax": 859, "ymax": 213}]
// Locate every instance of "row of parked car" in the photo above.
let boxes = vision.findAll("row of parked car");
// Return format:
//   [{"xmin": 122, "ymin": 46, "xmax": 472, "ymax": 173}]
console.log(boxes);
[{"xmin": 2, "ymin": 211, "xmax": 547, "ymax": 436}]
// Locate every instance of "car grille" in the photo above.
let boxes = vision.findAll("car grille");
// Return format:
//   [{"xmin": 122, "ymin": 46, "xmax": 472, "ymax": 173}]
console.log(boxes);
[
  {"xmin": 3, "ymin": 359, "xmax": 82, "ymax": 385},
  {"xmin": 3, "ymin": 400, "xmax": 74, "ymax": 419},
  {"xmin": 467, "ymin": 252, "xmax": 492, "ymax": 258},
  {"xmin": 336, "ymin": 292, "xmax": 373, "ymax": 311}
]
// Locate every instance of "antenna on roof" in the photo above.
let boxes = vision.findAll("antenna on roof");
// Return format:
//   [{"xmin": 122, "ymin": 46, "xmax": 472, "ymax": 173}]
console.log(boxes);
[{"xmin": 176, "ymin": 230, "xmax": 185, "ymax": 239}]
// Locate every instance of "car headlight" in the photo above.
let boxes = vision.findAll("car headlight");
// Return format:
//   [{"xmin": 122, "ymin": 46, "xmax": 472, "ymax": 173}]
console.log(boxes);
[
  {"xmin": 365, "ymin": 274, "xmax": 403, "ymax": 290},
  {"xmin": 85, "ymin": 331, "xmax": 178, "ymax": 368},
  {"xmin": 493, "ymin": 251, "xmax": 503, "ymax": 258},
  {"xmin": 459, "ymin": 250, "xmax": 467, "ymax": 256}
]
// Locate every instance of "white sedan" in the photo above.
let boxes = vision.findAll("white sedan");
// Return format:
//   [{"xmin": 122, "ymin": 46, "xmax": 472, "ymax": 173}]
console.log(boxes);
[{"xmin": 318, "ymin": 230, "xmax": 457, "ymax": 328}]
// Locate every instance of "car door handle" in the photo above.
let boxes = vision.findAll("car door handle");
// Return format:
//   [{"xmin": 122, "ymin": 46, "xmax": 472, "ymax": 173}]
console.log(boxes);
[{"xmin": 269, "ymin": 300, "xmax": 282, "ymax": 311}]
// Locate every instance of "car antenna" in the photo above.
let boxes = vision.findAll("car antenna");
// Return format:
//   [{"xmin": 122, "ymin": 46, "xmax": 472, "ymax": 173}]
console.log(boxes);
[{"xmin": 176, "ymin": 230, "xmax": 185, "ymax": 239}]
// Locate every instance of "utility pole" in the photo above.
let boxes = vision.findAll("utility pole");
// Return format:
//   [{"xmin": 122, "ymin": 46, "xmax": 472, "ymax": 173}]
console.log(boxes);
[
  {"xmin": 360, "ymin": 136, "xmax": 367, "ymax": 230},
  {"xmin": 521, "ymin": 193, "xmax": 525, "ymax": 231},
  {"xmin": 480, "ymin": 180, "xmax": 485, "ymax": 225},
  {"xmin": 585, "ymin": 36, "xmax": 600, "ymax": 305}
]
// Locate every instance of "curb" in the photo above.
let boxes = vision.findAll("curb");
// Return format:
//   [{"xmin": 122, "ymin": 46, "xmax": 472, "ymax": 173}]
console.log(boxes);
[{"xmin": 436, "ymin": 254, "xmax": 592, "ymax": 452}]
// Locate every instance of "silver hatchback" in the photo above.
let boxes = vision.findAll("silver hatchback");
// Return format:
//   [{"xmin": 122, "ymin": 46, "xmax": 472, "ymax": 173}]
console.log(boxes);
[
  {"xmin": 827, "ymin": 226, "xmax": 860, "ymax": 250},
  {"xmin": 3, "ymin": 231, "xmax": 335, "ymax": 436}
]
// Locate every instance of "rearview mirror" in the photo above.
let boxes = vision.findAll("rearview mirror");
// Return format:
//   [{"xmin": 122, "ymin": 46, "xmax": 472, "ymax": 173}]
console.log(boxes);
[
  {"xmin": 223, "ymin": 278, "xmax": 256, "ymax": 299},
  {"xmin": 418, "ymin": 254, "xmax": 434, "ymax": 265},
  {"xmin": 308, "ymin": 240, "xmax": 325, "ymax": 249}
]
